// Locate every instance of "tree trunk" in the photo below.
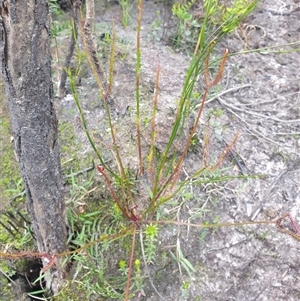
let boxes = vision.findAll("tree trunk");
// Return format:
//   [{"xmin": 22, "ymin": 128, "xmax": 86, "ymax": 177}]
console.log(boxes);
[{"xmin": 0, "ymin": 0, "xmax": 68, "ymax": 294}]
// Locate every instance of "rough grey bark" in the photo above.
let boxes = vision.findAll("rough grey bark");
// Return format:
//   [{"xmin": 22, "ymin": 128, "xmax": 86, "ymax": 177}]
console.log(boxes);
[{"xmin": 0, "ymin": 0, "xmax": 68, "ymax": 294}]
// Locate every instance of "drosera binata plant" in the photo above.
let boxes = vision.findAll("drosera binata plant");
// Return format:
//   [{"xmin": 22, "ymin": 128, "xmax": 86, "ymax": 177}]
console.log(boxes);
[
  {"xmin": 65, "ymin": 0, "xmax": 271, "ymax": 298},
  {"xmin": 63, "ymin": 0, "xmax": 234, "ymax": 297}
]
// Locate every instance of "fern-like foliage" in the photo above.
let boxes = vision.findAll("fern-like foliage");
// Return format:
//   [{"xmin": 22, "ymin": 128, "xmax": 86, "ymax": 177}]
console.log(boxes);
[{"xmin": 172, "ymin": 0, "xmax": 196, "ymax": 21}]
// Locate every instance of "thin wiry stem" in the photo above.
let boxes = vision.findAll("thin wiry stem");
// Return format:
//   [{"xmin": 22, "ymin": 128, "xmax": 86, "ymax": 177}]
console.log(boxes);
[
  {"xmin": 78, "ymin": 11, "xmax": 105, "ymax": 95},
  {"xmin": 207, "ymin": 133, "xmax": 239, "ymax": 171},
  {"xmin": 203, "ymin": 118, "xmax": 211, "ymax": 167},
  {"xmin": 97, "ymin": 165, "xmax": 131, "ymax": 220},
  {"xmin": 106, "ymin": 24, "xmax": 116, "ymax": 100},
  {"xmin": 136, "ymin": 0, "xmax": 143, "ymax": 175},
  {"xmin": 276, "ymin": 214, "xmax": 300, "ymax": 241},
  {"xmin": 68, "ymin": 72, "xmax": 115, "ymax": 174},
  {"xmin": 148, "ymin": 65, "xmax": 161, "ymax": 187},
  {"xmin": 124, "ymin": 224, "xmax": 137, "ymax": 301}
]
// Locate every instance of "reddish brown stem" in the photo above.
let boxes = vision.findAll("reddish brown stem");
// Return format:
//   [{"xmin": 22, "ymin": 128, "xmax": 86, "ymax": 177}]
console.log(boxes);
[
  {"xmin": 97, "ymin": 165, "xmax": 131, "ymax": 220},
  {"xmin": 276, "ymin": 214, "xmax": 300, "ymax": 240},
  {"xmin": 97, "ymin": 166, "xmax": 142, "ymax": 225},
  {"xmin": 205, "ymin": 47, "xmax": 228, "ymax": 88}
]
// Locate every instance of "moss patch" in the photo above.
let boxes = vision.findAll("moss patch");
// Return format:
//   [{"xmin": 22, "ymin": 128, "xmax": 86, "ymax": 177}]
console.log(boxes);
[{"xmin": 0, "ymin": 80, "xmax": 22, "ymax": 207}]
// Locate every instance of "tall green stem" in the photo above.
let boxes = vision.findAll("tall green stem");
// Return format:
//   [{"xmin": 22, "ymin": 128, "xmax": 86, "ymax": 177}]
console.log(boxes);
[{"xmin": 136, "ymin": 0, "xmax": 143, "ymax": 175}]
